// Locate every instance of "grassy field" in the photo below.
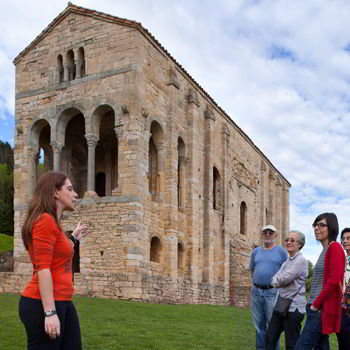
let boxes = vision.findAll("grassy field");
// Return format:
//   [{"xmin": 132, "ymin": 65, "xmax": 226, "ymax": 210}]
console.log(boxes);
[
  {"xmin": 0, "ymin": 294, "xmax": 339, "ymax": 350},
  {"xmin": 0, "ymin": 233, "xmax": 13, "ymax": 253}
]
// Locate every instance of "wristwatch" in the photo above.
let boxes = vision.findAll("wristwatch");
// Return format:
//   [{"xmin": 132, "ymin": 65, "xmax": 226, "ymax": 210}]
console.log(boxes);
[{"xmin": 44, "ymin": 310, "xmax": 57, "ymax": 317}]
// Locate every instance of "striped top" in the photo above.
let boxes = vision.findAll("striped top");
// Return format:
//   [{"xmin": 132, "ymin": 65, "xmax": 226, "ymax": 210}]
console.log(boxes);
[{"xmin": 308, "ymin": 247, "xmax": 327, "ymax": 303}]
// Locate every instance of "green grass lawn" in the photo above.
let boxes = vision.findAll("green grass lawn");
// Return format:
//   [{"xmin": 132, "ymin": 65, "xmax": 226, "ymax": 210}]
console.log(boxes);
[
  {"xmin": 0, "ymin": 233, "xmax": 13, "ymax": 253},
  {"xmin": 0, "ymin": 294, "xmax": 338, "ymax": 350}
]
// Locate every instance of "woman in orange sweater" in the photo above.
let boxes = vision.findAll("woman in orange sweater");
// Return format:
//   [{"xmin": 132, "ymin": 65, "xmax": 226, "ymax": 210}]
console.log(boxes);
[{"xmin": 19, "ymin": 171, "xmax": 88, "ymax": 350}]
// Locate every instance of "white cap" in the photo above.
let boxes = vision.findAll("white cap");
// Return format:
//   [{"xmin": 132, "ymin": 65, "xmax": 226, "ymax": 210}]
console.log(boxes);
[{"xmin": 262, "ymin": 224, "xmax": 276, "ymax": 232}]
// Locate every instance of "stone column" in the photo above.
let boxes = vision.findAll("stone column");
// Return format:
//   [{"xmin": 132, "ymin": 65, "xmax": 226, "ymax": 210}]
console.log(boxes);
[
  {"xmin": 275, "ymin": 177, "xmax": 282, "ymax": 245},
  {"xmin": 103, "ymin": 142, "xmax": 112, "ymax": 196},
  {"xmin": 50, "ymin": 141, "xmax": 64, "ymax": 171},
  {"xmin": 27, "ymin": 147, "xmax": 38, "ymax": 198},
  {"xmin": 260, "ymin": 161, "xmax": 267, "ymax": 228},
  {"xmin": 221, "ymin": 125, "xmax": 230, "ymax": 287},
  {"xmin": 185, "ymin": 89, "xmax": 200, "ymax": 286},
  {"xmin": 268, "ymin": 170, "xmax": 275, "ymax": 225},
  {"xmin": 75, "ymin": 59, "xmax": 84, "ymax": 79},
  {"xmin": 282, "ymin": 183, "xmax": 289, "ymax": 242},
  {"xmin": 203, "ymin": 105, "xmax": 215, "ymax": 284},
  {"xmin": 85, "ymin": 133, "xmax": 98, "ymax": 192},
  {"xmin": 63, "ymin": 64, "xmax": 69, "ymax": 82}
]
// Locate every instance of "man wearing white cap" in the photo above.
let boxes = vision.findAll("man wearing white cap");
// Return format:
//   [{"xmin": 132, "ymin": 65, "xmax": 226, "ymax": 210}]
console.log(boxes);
[{"xmin": 249, "ymin": 224, "xmax": 288, "ymax": 350}]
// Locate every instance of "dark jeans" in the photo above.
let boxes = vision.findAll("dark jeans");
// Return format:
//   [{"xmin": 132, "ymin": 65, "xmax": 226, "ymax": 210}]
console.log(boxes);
[
  {"xmin": 19, "ymin": 296, "xmax": 82, "ymax": 350},
  {"xmin": 336, "ymin": 315, "xmax": 350, "ymax": 350},
  {"xmin": 294, "ymin": 304, "xmax": 329, "ymax": 350},
  {"xmin": 266, "ymin": 309, "xmax": 304, "ymax": 350}
]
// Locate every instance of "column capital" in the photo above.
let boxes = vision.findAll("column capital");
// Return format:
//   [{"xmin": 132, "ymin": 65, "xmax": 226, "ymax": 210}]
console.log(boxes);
[
  {"xmin": 85, "ymin": 133, "xmax": 98, "ymax": 147},
  {"xmin": 50, "ymin": 141, "xmax": 64, "ymax": 154},
  {"xmin": 155, "ymin": 140, "xmax": 166, "ymax": 151},
  {"xmin": 178, "ymin": 156, "xmax": 188, "ymax": 166},
  {"xmin": 27, "ymin": 148, "xmax": 38, "ymax": 160}
]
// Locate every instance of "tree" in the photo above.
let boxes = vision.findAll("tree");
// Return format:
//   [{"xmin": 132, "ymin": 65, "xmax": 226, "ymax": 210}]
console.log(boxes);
[
  {"xmin": 305, "ymin": 260, "xmax": 313, "ymax": 293},
  {"xmin": 0, "ymin": 141, "xmax": 14, "ymax": 170},
  {"xmin": 0, "ymin": 140, "xmax": 14, "ymax": 236}
]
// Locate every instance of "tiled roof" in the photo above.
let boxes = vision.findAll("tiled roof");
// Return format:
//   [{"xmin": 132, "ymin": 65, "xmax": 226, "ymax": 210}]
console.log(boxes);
[{"xmin": 13, "ymin": 3, "xmax": 290, "ymax": 186}]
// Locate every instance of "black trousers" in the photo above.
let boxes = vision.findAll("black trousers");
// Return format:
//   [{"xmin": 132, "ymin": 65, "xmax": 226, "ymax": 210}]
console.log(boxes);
[
  {"xmin": 266, "ymin": 309, "xmax": 305, "ymax": 350},
  {"xmin": 336, "ymin": 315, "xmax": 350, "ymax": 350},
  {"xmin": 19, "ymin": 296, "xmax": 82, "ymax": 350}
]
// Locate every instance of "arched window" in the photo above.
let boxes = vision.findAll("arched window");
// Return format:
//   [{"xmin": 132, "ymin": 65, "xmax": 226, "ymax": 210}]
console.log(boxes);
[
  {"xmin": 148, "ymin": 137, "xmax": 158, "ymax": 199},
  {"xmin": 240, "ymin": 201, "xmax": 247, "ymax": 235},
  {"xmin": 148, "ymin": 121, "xmax": 163, "ymax": 201},
  {"xmin": 177, "ymin": 137, "xmax": 186, "ymax": 209},
  {"xmin": 213, "ymin": 167, "xmax": 221, "ymax": 210},
  {"xmin": 150, "ymin": 236, "xmax": 161, "ymax": 263},
  {"xmin": 177, "ymin": 242, "xmax": 184, "ymax": 270},
  {"xmin": 56, "ymin": 55, "xmax": 64, "ymax": 83},
  {"xmin": 66, "ymin": 50, "xmax": 76, "ymax": 81},
  {"xmin": 77, "ymin": 47, "xmax": 85, "ymax": 78}
]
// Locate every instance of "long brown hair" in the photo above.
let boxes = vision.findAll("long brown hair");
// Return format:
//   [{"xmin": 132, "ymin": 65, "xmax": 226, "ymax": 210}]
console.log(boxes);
[{"xmin": 21, "ymin": 171, "xmax": 67, "ymax": 250}]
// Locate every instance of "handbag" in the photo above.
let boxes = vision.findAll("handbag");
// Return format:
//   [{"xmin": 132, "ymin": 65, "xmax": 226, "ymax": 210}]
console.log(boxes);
[
  {"xmin": 273, "ymin": 284, "xmax": 303, "ymax": 317},
  {"xmin": 273, "ymin": 295, "xmax": 293, "ymax": 317}
]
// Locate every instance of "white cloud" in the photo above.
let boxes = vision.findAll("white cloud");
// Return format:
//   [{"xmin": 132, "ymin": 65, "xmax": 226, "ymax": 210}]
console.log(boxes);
[{"xmin": 1, "ymin": 0, "xmax": 350, "ymax": 264}]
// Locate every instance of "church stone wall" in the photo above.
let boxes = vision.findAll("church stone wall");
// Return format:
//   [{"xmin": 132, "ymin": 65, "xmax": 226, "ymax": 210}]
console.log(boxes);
[{"xmin": 2, "ymin": 5, "xmax": 290, "ymax": 306}]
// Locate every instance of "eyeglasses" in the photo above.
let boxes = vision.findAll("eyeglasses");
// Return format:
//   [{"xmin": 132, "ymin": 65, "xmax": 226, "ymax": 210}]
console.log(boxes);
[
  {"xmin": 262, "ymin": 230, "xmax": 275, "ymax": 235},
  {"xmin": 312, "ymin": 222, "xmax": 327, "ymax": 229},
  {"xmin": 285, "ymin": 238, "xmax": 299, "ymax": 243}
]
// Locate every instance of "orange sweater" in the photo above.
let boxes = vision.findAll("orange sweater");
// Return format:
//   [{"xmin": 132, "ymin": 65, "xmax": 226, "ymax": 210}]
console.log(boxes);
[{"xmin": 22, "ymin": 213, "xmax": 73, "ymax": 301}]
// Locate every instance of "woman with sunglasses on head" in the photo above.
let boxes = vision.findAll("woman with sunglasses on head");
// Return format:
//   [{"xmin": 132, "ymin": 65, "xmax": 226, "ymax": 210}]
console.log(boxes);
[
  {"xmin": 265, "ymin": 230, "xmax": 308, "ymax": 350},
  {"xmin": 19, "ymin": 171, "xmax": 89, "ymax": 350},
  {"xmin": 295, "ymin": 213, "xmax": 346, "ymax": 350}
]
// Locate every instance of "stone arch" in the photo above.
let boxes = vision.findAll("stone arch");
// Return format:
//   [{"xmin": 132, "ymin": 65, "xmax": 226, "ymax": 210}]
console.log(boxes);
[
  {"xmin": 66, "ymin": 49, "xmax": 76, "ymax": 81},
  {"xmin": 55, "ymin": 108, "xmax": 87, "ymax": 197},
  {"xmin": 55, "ymin": 107, "xmax": 86, "ymax": 145},
  {"xmin": 150, "ymin": 235, "xmax": 162, "ymax": 263},
  {"xmin": 92, "ymin": 104, "xmax": 118, "ymax": 196},
  {"xmin": 177, "ymin": 137, "xmax": 186, "ymax": 209},
  {"xmin": 28, "ymin": 117, "xmax": 52, "ymax": 150},
  {"xmin": 177, "ymin": 240, "xmax": 185, "ymax": 270},
  {"xmin": 27, "ymin": 118, "xmax": 53, "ymax": 190},
  {"xmin": 146, "ymin": 116, "xmax": 166, "ymax": 138},
  {"xmin": 213, "ymin": 166, "xmax": 221, "ymax": 210},
  {"xmin": 240, "ymin": 201, "xmax": 247, "ymax": 235}
]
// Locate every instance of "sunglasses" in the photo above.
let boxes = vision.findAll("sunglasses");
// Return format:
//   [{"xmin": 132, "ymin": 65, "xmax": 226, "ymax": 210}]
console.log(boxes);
[
  {"xmin": 312, "ymin": 222, "xmax": 327, "ymax": 229},
  {"xmin": 262, "ymin": 230, "xmax": 275, "ymax": 235}
]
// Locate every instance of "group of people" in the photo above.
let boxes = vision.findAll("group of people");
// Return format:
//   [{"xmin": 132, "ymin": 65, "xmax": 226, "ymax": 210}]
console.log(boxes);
[
  {"xmin": 16, "ymin": 171, "xmax": 350, "ymax": 350},
  {"xmin": 250, "ymin": 216, "xmax": 350, "ymax": 350}
]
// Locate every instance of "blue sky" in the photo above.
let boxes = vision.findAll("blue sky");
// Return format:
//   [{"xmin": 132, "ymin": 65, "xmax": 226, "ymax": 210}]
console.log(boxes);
[{"xmin": 1, "ymin": 0, "xmax": 350, "ymax": 264}]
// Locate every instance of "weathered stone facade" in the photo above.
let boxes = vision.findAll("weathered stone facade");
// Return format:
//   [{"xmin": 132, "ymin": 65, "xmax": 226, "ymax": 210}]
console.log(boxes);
[{"xmin": 1, "ymin": 4, "xmax": 290, "ymax": 306}]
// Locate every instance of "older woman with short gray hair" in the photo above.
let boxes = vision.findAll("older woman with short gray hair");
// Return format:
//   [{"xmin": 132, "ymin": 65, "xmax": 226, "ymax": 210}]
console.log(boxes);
[{"xmin": 265, "ymin": 230, "xmax": 309, "ymax": 350}]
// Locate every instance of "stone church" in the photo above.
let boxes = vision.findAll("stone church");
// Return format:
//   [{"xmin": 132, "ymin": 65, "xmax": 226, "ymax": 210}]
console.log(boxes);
[{"xmin": 2, "ymin": 4, "xmax": 290, "ymax": 306}]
